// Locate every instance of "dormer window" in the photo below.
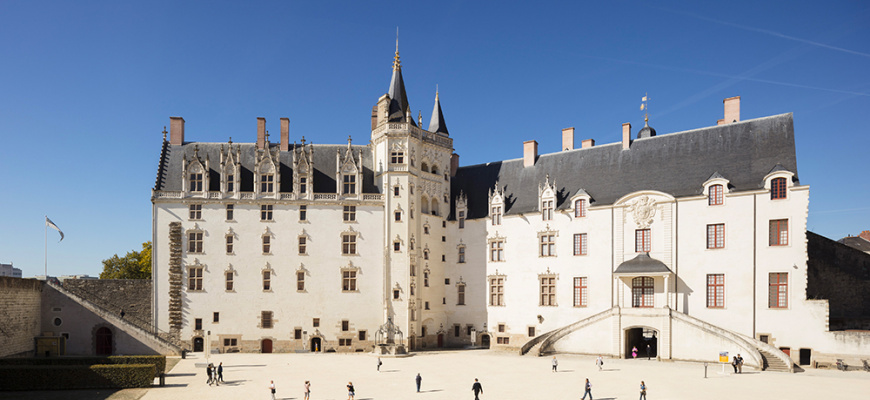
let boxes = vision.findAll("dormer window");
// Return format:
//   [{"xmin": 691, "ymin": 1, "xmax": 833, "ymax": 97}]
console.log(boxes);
[
  {"xmin": 227, "ymin": 174, "xmax": 235, "ymax": 192},
  {"xmin": 491, "ymin": 206, "xmax": 502, "ymax": 225},
  {"xmin": 261, "ymin": 174, "xmax": 274, "ymax": 193},
  {"xmin": 542, "ymin": 200, "xmax": 554, "ymax": 221},
  {"xmin": 574, "ymin": 199, "xmax": 587, "ymax": 218},
  {"xmin": 708, "ymin": 184, "xmax": 724, "ymax": 205},
  {"xmin": 189, "ymin": 171, "xmax": 203, "ymax": 192},
  {"xmin": 343, "ymin": 174, "xmax": 356, "ymax": 195},
  {"xmin": 771, "ymin": 177, "xmax": 787, "ymax": 200}
]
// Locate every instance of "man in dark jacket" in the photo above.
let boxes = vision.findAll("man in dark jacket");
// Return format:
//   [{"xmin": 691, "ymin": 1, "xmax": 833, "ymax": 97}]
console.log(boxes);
[{"xmin": 472, "ymin": 378, "xmax": 483, "ymax": 400}]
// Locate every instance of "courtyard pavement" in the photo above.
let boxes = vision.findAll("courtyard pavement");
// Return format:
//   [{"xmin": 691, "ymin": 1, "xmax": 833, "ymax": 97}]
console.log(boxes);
[{"xmin": 2, "ymin": 350, "xmax": 868, "ymax": 399}]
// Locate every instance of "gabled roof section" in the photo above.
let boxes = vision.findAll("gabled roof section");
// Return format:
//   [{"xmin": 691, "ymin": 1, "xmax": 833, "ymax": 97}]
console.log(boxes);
[
  {"xmin": 428, "ymin": 90, "xmax": 448, "ymax": 135},
  {"xmin": 452, "ymin": 113, "xmax": 798, "ymax": 219},
  {"xmin": 706, "ymin": 171, "xmax": 726, "ymax": 181}
]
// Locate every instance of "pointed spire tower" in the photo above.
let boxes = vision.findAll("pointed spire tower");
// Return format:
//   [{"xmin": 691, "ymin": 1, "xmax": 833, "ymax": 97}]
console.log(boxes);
[
  {"xmin": 428, "ymin": 87, "xmax": 449, "ymax": 135},
  {"xmin": 388, "ymin": 30, "xmax": 416, "ymax": 126}
]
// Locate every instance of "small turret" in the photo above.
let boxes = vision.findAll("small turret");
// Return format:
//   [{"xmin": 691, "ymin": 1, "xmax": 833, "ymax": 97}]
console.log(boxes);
[{"xmin": 428, "ymin": 89, "xmax": 449, "ymax": 135}]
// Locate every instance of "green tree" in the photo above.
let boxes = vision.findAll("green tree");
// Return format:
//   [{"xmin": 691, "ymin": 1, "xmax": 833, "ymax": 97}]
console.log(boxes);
[{"xmin": 100, "ymin": 241, "xmax": 152, "ymax": 279}]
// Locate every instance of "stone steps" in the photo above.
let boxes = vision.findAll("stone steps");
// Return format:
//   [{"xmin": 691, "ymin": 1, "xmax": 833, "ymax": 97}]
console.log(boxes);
[{"xmin": 759, "ymin": 349, "xmax": 791, "ymax": 372}]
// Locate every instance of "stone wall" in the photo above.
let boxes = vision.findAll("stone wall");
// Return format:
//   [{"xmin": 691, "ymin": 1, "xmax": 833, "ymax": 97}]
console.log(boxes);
[
  {"xmin": 61, "ymin": 279, "xmax": 152, "ymax": 330},
  {"xmin": 807, "ymin": 231, "xmax": 870, "ymax": 330},
  {"xmin": 0, "ymin": 277, "xmax": 43, "ymax": 357}
]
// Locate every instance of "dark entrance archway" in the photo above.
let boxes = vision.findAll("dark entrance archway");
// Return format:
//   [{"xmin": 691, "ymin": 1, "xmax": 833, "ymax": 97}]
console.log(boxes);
[
  {"xmin": 480, "ymin": 334, "xmax": 491, "ymax": 349},
  {"xmin": 261, "ymin": 339, "xmax": 273, "ymax": 353},
  {"xmin": 437, "ymin": 334, "xmax": 444, "ymax": 348},
  {"xmin": 310, "ymin": 337, "xmax": 321, "ymax": 352},
  {"xmin": 95, "ymin": 327, "xmax": 112, "ymax": 355},
  {"xmin": 625, "ymin": 327, "xmax": 657, "ymax": 359},
  {"xmin": 192, "ymin": 337, "xmax": 204, "ymax": 352}
]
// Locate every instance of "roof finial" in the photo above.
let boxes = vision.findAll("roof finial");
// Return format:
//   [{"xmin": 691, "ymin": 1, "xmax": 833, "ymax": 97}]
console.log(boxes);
[
  {"xmin": 228, "ymin": 136, "xmax": 232, "ymax": 144},
  {"xmin": 393, "ymin": 27, "xmax": 401, "ymax": 71},
  {"xmin": 162, "ymin": 126, "xmax": 167, "ymax": 142},
  {"xmin": 347, "ymin": 135, "xmax": 352, "ymax": 146},
  {"xmin": 640, "ymin": 92, "xmax": 650, "ymax": 126}
]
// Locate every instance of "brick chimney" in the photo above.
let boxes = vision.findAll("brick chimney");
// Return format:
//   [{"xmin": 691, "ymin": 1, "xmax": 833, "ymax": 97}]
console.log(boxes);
[
  {"xmin": 257, "ymin": 117, "xmax": 266, "ymax": 150},
  {"xmin": 450, "ymin": 153, "xmax": 460, "ymax": 177},
  {"xmin": 622, "ymin": 123, "xmax": 632, "ymax": 150},
  {"xmin": 562, "ymin": 127, "xmax": 575, "ymax": 151},
  {"xmin": 523, "ymin": 140, "xmax": 538, "ymax": 167},
  {"xmin": 860, "ymin": 230, "xmax": 870, "ymax": 242},
  {"xmin": 169, "ymin": 117, "xmax": 185, "ymax": 145},
  {"xmin": 718, "ymin": 96, "xmax": 741, "ymax": 125},
  {"xmin": 581, "ymin": 139, "xmax": 595, "ymax": 149},
  {"xmin": 280, "ymin": 118, "xmax": 290, "ymax": 151}
]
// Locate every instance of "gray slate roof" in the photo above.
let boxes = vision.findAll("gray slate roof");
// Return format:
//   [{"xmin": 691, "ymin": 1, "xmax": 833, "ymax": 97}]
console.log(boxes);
[
  {"xmin": 428, "ymin": 92, "xmax": 448, "ymax": 135},
  {"xmin": 154, "ymin": 143, "xmax": 379, "ymax": 194},
  {"xmin": 838, "ymin": 236, "xmax": 870, "ymax": 253},
  {"xmin": 614, "ymin": 253, "xmax": 673, "ymax": 275},
  {"xmin": 451, "ymin": 113, "xmax": 797, "ymax": 219}
]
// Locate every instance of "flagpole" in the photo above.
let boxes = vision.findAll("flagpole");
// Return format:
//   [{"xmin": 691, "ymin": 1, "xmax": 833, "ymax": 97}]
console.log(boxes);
[{"xmin": 44, "ymin": 216, "xmax": 48, "ymax": 279}]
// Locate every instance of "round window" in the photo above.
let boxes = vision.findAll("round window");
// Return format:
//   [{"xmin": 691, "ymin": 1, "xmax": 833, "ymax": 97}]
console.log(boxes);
[{"xmin": 53, "ymin": 317, "xmax": 62, "ymax": 327}]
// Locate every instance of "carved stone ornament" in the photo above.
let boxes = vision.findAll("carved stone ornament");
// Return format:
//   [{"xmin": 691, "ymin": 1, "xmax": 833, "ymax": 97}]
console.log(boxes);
[{"xmin": 628, "ymin": 195, "xmax": 657, "ymax": 229}]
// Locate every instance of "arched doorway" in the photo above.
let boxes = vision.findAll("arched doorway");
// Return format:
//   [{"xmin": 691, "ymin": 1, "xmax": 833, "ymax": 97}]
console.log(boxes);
[
  {"xmin": 625, "ymin": 327, "xmax": 657, "ymax": 359},
  {"xmin": 631, "ymin": 277, "xmax": 655, "ymax": 308},
  {"xmin": 480, "ymin": 334, "xmax": 491, "ymax": 349},
  {"xmin": 261, "ymin": 339, "xmax": 273, "ymax": 353},
  {"xmin": 192, "ymin": 337, "xmax": 204, "ymax": 352},
  {"xmin": 437, "ymin": 334, "xmax": 444, "ymax": 348},
  {"xmin": 310, "ymin": 337, "xmax": 321, "ymax": 352},
  {"xmin": 95, "ymin": 327, "xmax": 112, "ymax": 355}
]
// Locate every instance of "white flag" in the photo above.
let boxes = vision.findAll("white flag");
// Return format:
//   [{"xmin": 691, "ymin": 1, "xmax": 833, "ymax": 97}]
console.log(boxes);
[
  {"xmin": 46, "ymin": 216, "xmax": 64, "ymax": 242},
  {"xmin": 641, "ymin": 96, "xmax": 647, "ymax": 102}
]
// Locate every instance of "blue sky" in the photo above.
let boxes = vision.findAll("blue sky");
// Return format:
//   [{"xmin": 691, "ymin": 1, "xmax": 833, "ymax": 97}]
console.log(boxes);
[{"xmin": 1, "ymin": 1, "xmax": 868, "ymax": 277}]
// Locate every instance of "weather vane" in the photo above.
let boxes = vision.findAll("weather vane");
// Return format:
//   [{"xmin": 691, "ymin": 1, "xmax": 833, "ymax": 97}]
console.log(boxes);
[{"xmin": 640, "ymin": 93, "xmax": 651, "ymax": 125}]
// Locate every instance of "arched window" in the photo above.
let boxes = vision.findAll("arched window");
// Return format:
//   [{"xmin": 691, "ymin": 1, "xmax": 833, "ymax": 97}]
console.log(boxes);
[
  {"xmin": 421, "ymin": 196, "xmax": 430, "ymax": 214},
  {"xmin": 431, "ymin": 198, "xmax": 439, "ymax": 216},
  {"xmin": 421, "ymin": 162, "xmax": 429, "ymax": 173},
  {"xmin": 771, "ymin": 178, "xmax": 787, "ymax": 200},
  {"xmin": 708, "ymin": 184, "xmax": 724, "ymax": 205},
  {"xmin": 96, "ymin": 327, "xmax": 112, "ymax": 355},
  {"xmin": 631, "ymin": 277, "xmax": 654, "ymax": 308},
  {"xmin": 431, "ymin": 165, "xmax": 438, "ymax": 175}
]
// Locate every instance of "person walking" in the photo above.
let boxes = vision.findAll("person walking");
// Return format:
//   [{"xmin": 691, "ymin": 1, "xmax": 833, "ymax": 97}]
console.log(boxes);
[
  {"xmin": 632, "ymin": 346, "xmax": 638, "ymax": 359},
  {"xmin": 416, "ymin": 373, "xmax": 422, "ymax": 392},
  {"xmin": 646, "ymin": 344, "xmax": 651, "ymax": 360},
  {"xmin": 269, "ymin": 380, "xmax": 276, "ymax": 400},
  {"xmin": 639, "ymin": 381, "xmax": 647, "ymax": 400},
  {"xmin": 581, "ymin": 378, "xmax": 593, "ymax": 400},
  {"xmin": 731, "ymin": 355, "xmax": 739, "ymax": 373},
  {"xmin": 206, "ymin": 364, "xmax": 213, "ymax": 385},
  {"xmin": 552, "ymin": 356, "xmax": 558, "ymax": 372},
  {"xmin": 347, "ymin": 381, "xmax": 355, "ymax": 400},
  {"xmin": 736, "ymin": 354, "xmax": 744, "ymax": 374},
  {"xmin": 471, "ymin": 378, "xmax": 483, "ymax": 400},
  {"xmin": 378, "ymin": 357, "xmax": 383, "ymax": 372},
  {"xmin": 304, "ymin": 380, "xmax": 311, "ymax": 400},
  {"xmin": 596, "ymin": 355, "xmax": 604, "ymax": 371},
  {"xmin": 217, "ymin": 362, "xmax": 224, "ymax": 383}
]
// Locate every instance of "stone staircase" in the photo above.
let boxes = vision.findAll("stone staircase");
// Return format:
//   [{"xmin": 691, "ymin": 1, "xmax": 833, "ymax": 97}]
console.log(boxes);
[
  {"xmin": 758, "ymin": 348, "xmax": 791, "ymax": 372},
  {"xmin": 48, "ymin": 281, "xmax": 183, "ymax": 355}
]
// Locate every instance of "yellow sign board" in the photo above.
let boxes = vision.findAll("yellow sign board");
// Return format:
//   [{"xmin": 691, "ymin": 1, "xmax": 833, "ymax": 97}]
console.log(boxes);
[{"xmin": 719, "ymin": 351, "xmax": 729, "ymax": 363}]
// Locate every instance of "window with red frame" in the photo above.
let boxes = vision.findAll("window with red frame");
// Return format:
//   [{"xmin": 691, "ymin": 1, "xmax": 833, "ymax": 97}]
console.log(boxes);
[
  {"xmin": 573, "ymin": 277, "xmax": 588, "ymax": 307},
  {"xmin": 631, "ymin": 276, "xmax": 654, "ymax": 308},
  {"xmin": 635, "ymin": 229, "xmax": 651, "ymax": 252},
  {"xmin": 768, "ymin": 273, "xmax": 788, "ymax": 308},
  {"xmin": 769, "ymin": 219, "xmax": 788, "ymax": 246},
  {"xmin": 708, "ymin": 184, "xmax": 723, "ymax": 205},
  {"xmin": 573, "ymin": 233, "xmax": 588, "ymax": 255},
  {"xmin": 706, "ymin": 274, "xmax": 725, "ymax": 308},
  {"xmin": 771, "ymin": 177, "xmax": 787, "ymax": 200},
  {"xmin": 574, "ymin": 199, "xmax": 587, "ymax": 217},
  {"xmin": 707, "ymin": 224, "xmax": 725, "ymax": 249}
]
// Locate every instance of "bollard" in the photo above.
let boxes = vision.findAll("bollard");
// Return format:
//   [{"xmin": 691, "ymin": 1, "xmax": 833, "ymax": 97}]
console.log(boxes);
[{"xmin": 704, "ymin": 362, "xmax": 708, "ymax": 378}]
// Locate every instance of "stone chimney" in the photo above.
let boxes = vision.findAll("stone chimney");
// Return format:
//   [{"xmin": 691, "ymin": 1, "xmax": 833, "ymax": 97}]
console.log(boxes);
[
  {"xmin": 718, "ymin": 96, "xmax": 741, "ymax": 125},
  {"xmin": 562, "ymin": 127, "xmax": 575, "ymax": 151},
  {"xmin": 523, "ymin": 140, "xmax": 538, "ymax": 167},
  {"xmin": 257, "ymin": 117, "xmax": 266, "ymax": 150},
  {"xmin": 169, "ymin": 117, "xmax": 185, "ymax": 145},
  {"xmin": 450, "ymin": 153, "xmax": 460, "ymax": 177},
  {"xmin": 581, "ymin": 139, "xmax": 595, "ymax": 149},
  {"xmin": 371, "ymin": 106, "xmax": 378, "ymax": 131},
  {"xmin": 622, "ymin": 123, "xmax": 632, "ymax": 150},
  {"xmin": 860, "ymin": 230, "xmax": 870, "ymax": 242},
  {"xmin": 280, "ymin": 118, "xmax": 290, "ymax": 151}
]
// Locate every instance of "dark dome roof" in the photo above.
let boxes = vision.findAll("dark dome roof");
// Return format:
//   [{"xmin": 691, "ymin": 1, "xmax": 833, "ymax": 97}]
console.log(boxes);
[{"xmin": 637, "ymin": 124, "xmax": 656, "ymax": 139}]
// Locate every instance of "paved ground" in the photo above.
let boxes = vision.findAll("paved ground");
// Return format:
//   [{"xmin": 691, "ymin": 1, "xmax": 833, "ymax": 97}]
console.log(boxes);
[{"xmin": 3, "ymin": 351, "xmax": 869, "ymax": 399}]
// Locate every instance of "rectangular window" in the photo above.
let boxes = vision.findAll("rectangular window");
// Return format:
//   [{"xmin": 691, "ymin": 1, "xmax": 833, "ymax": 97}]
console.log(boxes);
[
  {"xmin": 339, "ymin": 338, "xmax": 352, "ymax": 346},
  {"xmin": 708, "ymin": 184, "xmax": 723, "ymax": 205},
  {"xmin": 395, "ymin": 211, "xmax": 402, "ymax": 221},
  {"xmin": 769, "ymin": 273, "xmax": 788, "ymax": 308},
  {"xmin": 263, "ymin": 270, "xmax": 271, "ymax": 291},
  {"xmin": 574, "ymin": 199, "xmax": 587, "ymax": 217},
  {"xmin": 540, "ymin": 234, "xmax": 556, "ymax": 257},
  {"xmin": 542, "ymin": 200, "xmax": 554, "ymax": 221},
  {"xmin": 459, "ymin": 211, "xmax": 465, "ymax": 229},
  {"xmin": 226, "ymin": 204, "xmax": 234, "ymax": 220},
  {"xmin": 424, "ymin": 301, "xmax": 430, "ymax": 310},
  {"xmin": 457, "ymin": 284, "xmax": 466, "ymax": 305},
  {"xmin": 498, "ymin": 324, "xmax": 505, "ymax": 333},
  {"xmin": 189, "ymin": 172, "xmax": 203, "ymax": 192},
  {"xmin": 343, "ymin": 206, "xmax": 356, "ymax": 222},
  {"xmin": 390, "ymin": 151, "xmax": 404, "ymax": 164},
  {"xmin": 771, "ymin": 178, "xmax": 787, "ymax": 200},
  {"xmin": 224, "ymin": 338, "xmax": 238, "ymax": 346},
  {"xmin": 393, "ymin": 289, "xmax": 400, "ymax": 299},
  {"xmin": 195, "ymin": 318, "xmax": 202, "ymax": 330},
  {"xmin": 261, "ymin": 204, "xmax": 273, "ymax": 221},
  {"xmin": 342, "ymin": 270, "xmax": 357, "ymax": 291},
  {"xmin": 635, "ymin": 229, "xmax": 651, "ymax": 252},
  {"xmin": 424, "ymin": 271, "xmax": 429, "ymax": 287},
  {"xmin": 227, "ymin": 174, "xmax": 234, "ymax": 193},
  {"xmin": 540, "ymin": 277, "xmax": 556, "ymax": 306},
  {"xmin": 573, "ymin": 233, "xmax": 588, "ymax": 256},
  {"xmin": 299, "ymin": 205, "xmax": 307, "ymax": 221},
  {"xmin": 262, "ymin": 236, "xmax": 271, "ymax": 254},
  {"xmin": 313, "ymin": 318, "xmax": 320, "ymax": 327},
  {"xmin": 294, "ymin": 328, "xmax": 303, "ymax": 340},
  {"xmin": 528, "ymin": 327, "xmax": 536, "ymax": 337},
  {"xmin": 343, "ymin": 174, "xmax": 356, "ymax": 194},
  {"xmin": 261, "ymin": 311, "xmax": 272, "ymax": 329},
  {"xmin": 491, "ymin": 206, "xmax": 502, "ymax": 225},
  {"xmin": 490, "ymin": 277, "xmax": 504, "ymax": 306},
  {"xmin": 213, "ymin": 312, "xmax": 220, "ymax": 323},
  {"xmin": 707, "ymin": 224, "xmax": 725, "ymax": 249},
  {"xmin": 490, "ymin": 240, "xmax": 505, "ymax": 262},
  {"xmin": 467, "ymin": 326, "xmax": 473, "ymax": 336},
  {"xmin": 341, "ymin": 320, "xmax": 349, "ymax": 331},
  {"xmin": 225, "ymin": 271, "xmax": 233, "ymax": 291},
  {"xmin": 497, "ymin": 337, "xmax": 510, "ymax": 345},
  {"xmin": 573, "ymin": 277, "xmax": 588, "ymax": 307},
  {"xmin": 189, "ymin": 204, "xmax": 202, "ymax": 220},
  {"xmin": 394, "ymin": 186, "xmax": 400, "ymax": 196},
  {"xmin": 342, "ymin": 234, "xmax": 357, "ymax": 255},
  {"xmin": 359, "ymin": 330, "xmax": 367, "ymax": 341},
  {"xmin": 299, "ymin": 177, "xmax": 307, "ymax": 194},
  {"xmin": 188, "ymin": 267, "xmax": 203, "ymax": 290},
  {"xmin": 706, "ymin": 274, "xmax": 725, "ymax": 308},
  {"xmin": 298, "ymin": 236, "xmax": 307, "ymax": 254},
  {"xmin": 454, "ymin": 325, "xmax": 461, "ymax": 337},
  {"xmin": 260, "ymin": 174, "xmax": 274, "ymax": 193},
  {"xmin": 393, "ymin": 241, "xmax": 401, "ymax": 252},
  {"xmin": 458, "ymin": 246, "xmax": 466, "ymax": 263},
  {"xmin": 188, "ymin": 232, "xmax": 203, "ymax": 253},
  {"xmin": 769, "ymin": 219, "xmax": 788, "ymax": 246},
  {"xmin": 297, "ymin": 271, "xmax": 305, "ymax": 291},
  {"xmin": 226, "ymin": 235, "xmax": 233, "ymax": 254}
]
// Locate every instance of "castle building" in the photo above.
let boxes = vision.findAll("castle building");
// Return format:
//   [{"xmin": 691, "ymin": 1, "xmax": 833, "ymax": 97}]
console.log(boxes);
[{"xmin": 151, "ymin": 47, "xmax": 869, "ymax": 367}]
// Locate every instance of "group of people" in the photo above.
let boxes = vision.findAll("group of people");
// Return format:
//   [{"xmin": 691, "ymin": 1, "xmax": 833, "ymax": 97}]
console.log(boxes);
[
  {"xmin": 205, "ymin": 362, "xmax": 222, "ymax": 386},
  {"xmin": 630, "ymin": 344, "xmax": 653, "ymax": 359},
  {"xmin": 732, "ymin": 354, "xmax": 745, "ymax": 373}
]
